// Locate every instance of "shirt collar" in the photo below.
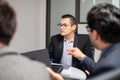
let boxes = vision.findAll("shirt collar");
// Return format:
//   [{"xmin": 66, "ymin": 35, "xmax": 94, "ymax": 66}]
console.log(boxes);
[
  {"xmin": 64, "ymin": 36, "xmax": 74, "ymax": 43},
  {"xmin": 0, "ymin": 46, "xmax": 16, "ymax": 55}
]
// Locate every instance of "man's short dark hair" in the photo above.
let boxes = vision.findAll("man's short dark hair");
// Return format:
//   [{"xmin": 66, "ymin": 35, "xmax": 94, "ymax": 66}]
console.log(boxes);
[
  {"xmin": 0, "ymin": 0, "xmax": 16, "ymax": 45},
  {"xmin": 62, "ymin": 14, "xmax": 77, "ymax": 25},
  {"xmin": 87, "ymin": 3, "xmax": 120, "ymax": 43}
]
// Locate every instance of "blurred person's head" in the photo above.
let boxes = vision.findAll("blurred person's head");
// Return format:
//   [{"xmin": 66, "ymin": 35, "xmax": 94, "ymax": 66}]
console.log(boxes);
[
  {"xmin": 0, "ymin": 0, "xmax": 16, "ymax": 46},
  {"xmin": 0, "ymin": 1, "xmax": 51, "ymax": 80},
  {"xmin": 58, "ymin": 14, "xmax": 77, "ymax": 38},
  {"xmin": 87, "ymin": 3, "xmax": 120, "ymax": 50}
]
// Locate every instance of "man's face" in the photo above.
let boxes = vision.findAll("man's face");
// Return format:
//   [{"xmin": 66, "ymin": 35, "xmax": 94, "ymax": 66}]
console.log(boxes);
[
  {"xmin": 89, "ymin": 32, "xmax": 95, "ymax": 46},
  {"xmin": 59, "ymin": 18, "xmax": 76, "ymax": 37},
  {"xmin": 88, "ymin": 30, "xmax": 99, "ymax": 49}
]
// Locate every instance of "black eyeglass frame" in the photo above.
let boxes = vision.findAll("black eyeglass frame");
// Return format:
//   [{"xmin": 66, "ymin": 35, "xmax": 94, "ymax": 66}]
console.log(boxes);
[
  {"xmin": 86, "ymin": 25, "xmax": 91, "ymax": 32},
  {"xmin": 57, "ymin": 23, "xmax": 74, "ymax": 28}
]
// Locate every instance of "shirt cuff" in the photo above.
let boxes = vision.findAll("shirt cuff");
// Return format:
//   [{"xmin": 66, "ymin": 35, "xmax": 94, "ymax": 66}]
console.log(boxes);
[{"xmin": 80, "ymin": 55, "xmax": 87, "ymax": 63}]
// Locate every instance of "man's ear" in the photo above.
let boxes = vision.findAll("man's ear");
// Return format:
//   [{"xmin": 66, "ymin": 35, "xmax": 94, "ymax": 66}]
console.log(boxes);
[
  {"xmin": 72, "ymin": 24, "xmax": 77, "ymax": 31},
  {"xmin": 92, "ymin": 30, "xmax": 99, "ymax": 40}
]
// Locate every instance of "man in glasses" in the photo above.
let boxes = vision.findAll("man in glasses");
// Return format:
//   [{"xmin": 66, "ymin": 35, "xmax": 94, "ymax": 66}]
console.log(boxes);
[
  {"xmin": 67, "ymin": 3, "xmax": 120, "ymax": 79},
  {"xmin": 48, "ymin": 14, "xmax": 94, "ymax": 73}
]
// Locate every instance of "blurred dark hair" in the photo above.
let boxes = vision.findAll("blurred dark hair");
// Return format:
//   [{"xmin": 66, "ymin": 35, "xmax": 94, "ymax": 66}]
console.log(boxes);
[
  {"xmin": 62, "ymin": 14, "xmax": 77, "ymax": 33},
  {"xmin": 62, "ymin": 14, "xmax": 77, "ymax": 25},
  {"xmin": 0, "ymin": 0, "xmax": 16, "ymax": 45},
  {"xmin": 87, "ymin": 3, "xmax": 120, "ymax": 43}
]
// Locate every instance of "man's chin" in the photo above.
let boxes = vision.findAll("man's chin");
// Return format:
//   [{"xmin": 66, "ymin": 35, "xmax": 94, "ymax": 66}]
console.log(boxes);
[{"xmin": 60, "ymin": 33, "xmax": 65, "ymax": 36}]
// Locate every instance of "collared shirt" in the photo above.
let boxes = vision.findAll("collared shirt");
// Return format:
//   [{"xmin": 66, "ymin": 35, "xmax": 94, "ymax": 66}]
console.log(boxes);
[
  {"xmin": 60, "ymin": 37, "xmax": 74, "ymax": 66},
  {"xmin": 0, "ymin": 46, "xmax": 17, "ymax": 55}
]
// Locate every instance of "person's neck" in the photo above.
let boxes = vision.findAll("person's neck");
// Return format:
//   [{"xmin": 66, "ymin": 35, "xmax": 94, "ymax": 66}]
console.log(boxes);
[
  {"xmin": 64, "ymin": 33, "xmax": 74, "ymax": 42},
  {"xmin": 98, "ymin": 42, "xmax": 111, "ymax": 51}
]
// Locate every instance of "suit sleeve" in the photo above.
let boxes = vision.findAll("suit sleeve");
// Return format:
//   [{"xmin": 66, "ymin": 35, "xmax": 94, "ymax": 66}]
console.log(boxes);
[
  {"xmin": 82, "ymin": 56, "xmax": 96, "ymax": 73},
  {"xmin": 47, "ymin": 37, "xmax": 54, "ymax": 62}
]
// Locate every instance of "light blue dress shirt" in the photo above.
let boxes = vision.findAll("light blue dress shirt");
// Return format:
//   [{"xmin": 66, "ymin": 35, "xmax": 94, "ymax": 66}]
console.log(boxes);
[{"xmin": 60, "ymin": 37, "xmax": 74, "ymax": 66}]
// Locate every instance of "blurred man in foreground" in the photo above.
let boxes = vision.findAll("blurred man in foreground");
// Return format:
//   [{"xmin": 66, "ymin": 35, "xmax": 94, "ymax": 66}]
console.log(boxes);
[
  {"xmin": 0, "ymin": 0, "xmax": 63, "ymax": 80},
  {"xmin": 67, "ymin": 3, "xmax": 120, "ymax": 79}
]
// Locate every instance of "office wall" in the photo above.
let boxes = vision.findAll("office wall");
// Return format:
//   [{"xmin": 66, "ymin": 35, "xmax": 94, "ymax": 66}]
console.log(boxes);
[
  {"xmin": 50, "ymin": 0, "xmax": 75, "ymax": 36},
  {"xmin": 79, "ymin": 0, "xmax": 112, "ymax": 22},
  {"xmin": 7, "ymin": 0, "xmax": 46, "ymax": 53}
]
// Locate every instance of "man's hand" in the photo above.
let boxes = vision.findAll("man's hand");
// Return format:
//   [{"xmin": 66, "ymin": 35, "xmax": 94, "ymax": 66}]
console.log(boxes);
[
  {"xmin": 47, "ymin": 67, "xmax": 64, "ymax": 80},
  {"xmin": 67, "ymin": 47, "xmax": 85, "ymax": 60}
]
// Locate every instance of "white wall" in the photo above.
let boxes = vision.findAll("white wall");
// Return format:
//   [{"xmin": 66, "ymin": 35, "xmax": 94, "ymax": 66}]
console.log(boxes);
[
  {"xmin": 50, "ymin": 0, "xmax": 75, "ymax": 36},
  {"xmin": 6, "ymin": 0, "xmax": 46, "ymax": 53},
  {"xmin": 80, "ymin": 0, "xmax": 112, "ymax": 22}
]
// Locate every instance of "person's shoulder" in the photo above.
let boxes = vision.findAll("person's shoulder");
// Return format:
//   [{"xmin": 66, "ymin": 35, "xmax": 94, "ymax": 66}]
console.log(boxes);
[
  {"xmin": 0, "ymin": 54, "xmax": 50, "ymax": 80},
  {"xmin": 88, "ymin": 68, "xmax": 120, "ymax": 80},
  {"xmin": 0, "ymin": 53, "xmax": 46, "ymax": 67},
  {"xmin": 51, "ymin": 34, "xmax": 63, "ymax": 39},
  {"xmin": 51, "ymin": 34, "xmax": 61, "ymax": 37}
]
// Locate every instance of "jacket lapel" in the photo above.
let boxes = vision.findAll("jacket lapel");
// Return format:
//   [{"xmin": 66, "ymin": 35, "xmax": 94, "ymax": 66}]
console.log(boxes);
[
  {"xmin": 73, "ymin": 34, "xmax": 78, "ymax": 47},
  {"xmin": 72, "ymin": 34, "xmax": 79, "ymax": 66},
  {"xmin": 58, "ymin": 37, "xmax": 64, "ymax": 61}
]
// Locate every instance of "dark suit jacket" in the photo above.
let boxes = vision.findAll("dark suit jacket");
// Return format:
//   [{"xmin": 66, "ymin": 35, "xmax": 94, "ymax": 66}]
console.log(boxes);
[
  {"xmin": 47, "ymin": 34, "xmax": 94, "ymax": 71},
  {"xmin": 83, "ymin": 43, "xmax": 120, "ymax": 78}
]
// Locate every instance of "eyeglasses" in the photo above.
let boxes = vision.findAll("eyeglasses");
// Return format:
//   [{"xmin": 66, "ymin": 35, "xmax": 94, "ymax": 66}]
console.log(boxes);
[
  {"xmin": 86, "ymin": 26, "xmax": 91, "ymax": 32},
  {"xmin": 57, "ymin": 23, "xmax": 72, "ymax": 28}
]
